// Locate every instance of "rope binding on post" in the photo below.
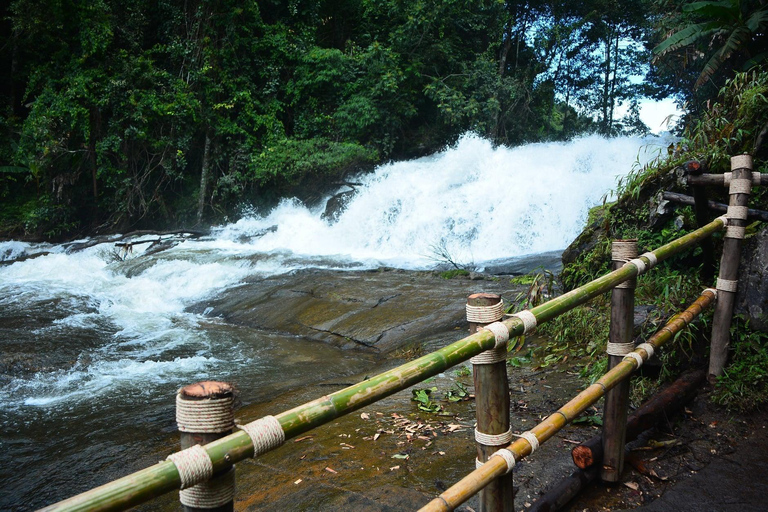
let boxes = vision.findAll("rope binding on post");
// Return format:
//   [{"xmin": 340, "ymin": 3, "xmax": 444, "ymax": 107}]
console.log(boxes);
[
  {"xmin": 474, "ymin": 427, "xmax": 514, "ymax": 446},
  {"xmin": 179, "ymin": 467, "xmax": 236, "ymax": 509},
  {"xmin": 176, "ymin": 393, "xmax": 235, "ymax": 433},
  {"xmin": 466, "ymin": 301, "xmax": 504, "ymax": 324}
]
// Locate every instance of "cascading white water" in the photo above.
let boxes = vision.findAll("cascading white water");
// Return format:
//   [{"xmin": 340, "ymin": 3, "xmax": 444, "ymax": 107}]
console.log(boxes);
[
  {"xmin": 214, "ymin": 133, "xmax": 667, "ymax": 268},
  {"xmin": 0, "ymin": 133, "xmax": 669, "ymax": 411}
]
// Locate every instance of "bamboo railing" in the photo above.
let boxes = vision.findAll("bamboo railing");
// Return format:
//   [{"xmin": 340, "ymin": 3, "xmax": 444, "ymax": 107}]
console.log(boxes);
[
  {"xmin": 419, "ymin": 290, "xmax": 717, "ymax": 511},
  {"xmin": 41, "ymin": 215, "xmax": 730, "ymax": 512}
]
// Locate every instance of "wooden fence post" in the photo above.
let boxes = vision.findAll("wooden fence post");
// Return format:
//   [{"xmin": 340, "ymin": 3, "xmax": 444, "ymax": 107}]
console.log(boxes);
[
  {"xmin": 709, "ymin": 155, "xmax": 753, "ymax": 379},
  {"xmin": 601, "ymin": 239, "xmax": 637, "ymax": 483},
  {"xmin": 176, "ymin": 381, "xmax": 236, "ymax": 512},
  {"xmin": 467, "ymin": 293, "xmax": 513, "ymax": 512}
]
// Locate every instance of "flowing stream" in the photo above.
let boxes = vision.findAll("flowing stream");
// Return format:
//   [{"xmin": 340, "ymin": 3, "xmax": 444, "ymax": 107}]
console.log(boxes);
[{"xmin": 0, "ymin": 133, "xmax": 668, "ymax": 510}]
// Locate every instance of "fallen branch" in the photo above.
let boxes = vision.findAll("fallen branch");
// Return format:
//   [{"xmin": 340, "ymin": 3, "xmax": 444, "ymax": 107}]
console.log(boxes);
[{"xmin": 662, "ymin": 191, "xmax": 768, "ymax": 222}]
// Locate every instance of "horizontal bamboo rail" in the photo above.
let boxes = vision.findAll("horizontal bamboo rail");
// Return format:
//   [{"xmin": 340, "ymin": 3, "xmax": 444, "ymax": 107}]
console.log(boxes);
[
  {"xmin": 687, "ymin": 172, "xmax": 766, "ymax": 186},
  {"xmin": 419, "ymin": 290, "xmax": 717, "ymax": 512},
  {"xmin": 41, "ymin": 217, "xmax": 727, "ymax": 512}
]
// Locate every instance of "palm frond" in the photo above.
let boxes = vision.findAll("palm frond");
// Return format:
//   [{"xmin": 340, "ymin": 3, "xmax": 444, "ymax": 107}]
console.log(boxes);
[{"xmin": 653, "ymin": 23, "xmax": 718, "ymax": 58}]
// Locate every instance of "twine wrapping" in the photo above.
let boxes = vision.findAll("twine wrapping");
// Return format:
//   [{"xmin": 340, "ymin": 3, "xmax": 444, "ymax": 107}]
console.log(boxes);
[
  {"xmin": 518, "ymin": 431, "xmax": 539, "ymax": 454},
  {"xmin": 716, "ymin": 214, "xmax": 730, "ymax": 227},
  {"xmin": 624, "ymin": 352, "xmax": 644, "ymax": 368},
  {"xmin": 627, "ymin": 258, "xmax": 647, "ymax": 274},
  {"xmin": 640, "ymin": 252, "xmax": 658, "ymax": 269},
  {"xmin": 607, "ymin": 342, "xmax": 635, "ymax": 356},
  {"xmin": 176, "ymin": 394, "xmax": 235, "ymax": 434},
  {"xmin": 474, "ymin": 427, "xmax": 514, "ymax": 446},
  {"xmin": 724, "ymin": 172, "xmax": 732, "ymax": 185},
  {"xmin": 726, "ymin": 225, "xmax": 746, "ymax": 239},
  {"xmin": 731, "ymin": 154, "xmax": 753, "ymax": 170},
  {"xmin": 238, "ymin": 415, "xmax": 285, "ymax": 457},
  {"xmin": 466, "ymin": 301, "xmax": 504, "ymax": 324},
  {"xmin": 492, "ymin": 449, "xmax": 516, "ymax": 474},
  {"xmin": 179, "ymin": 467, "xmax": 235, "ymax": 508},
  {"xmin": 636, "ymin": 343, "xmax": 655, "ymax": 359},
  {"xmin": 729, "ymin": 178, "xmax": 752, "ymax": 195},
  {"xmin": 167, "ymin": 445, "xmax": 214, "ymax": 490},
  {"xmin": 727, "ymin": 205, "xmax": 749, "ymax": 221},
  {"xmin": 475, "ymin": 449, "xmax": 516, "ymax": 474},
  {"xmin": 470, "ymin": 346, "xmax": 507, "ymax": 365},
  {"xmin": 611, "ymin": 241, "xmax": 637, "ymax": 262},
  {"xmin": 716, "ymin": 278, "xmax": 739, "ymax": 293},
  {"xmin": 483, "ymin": 321, "xmax": 510, "ymax": 347},
  {"xmin": 703, "ymin": 288, "xmax": 718, "ymax": 300},
  {"xmin": 511, "ymin": 310, "xmax": 537, "ymax": 333},
  {"xmin": 755, "ymin": 173, "xmax": 763, "ymax": 186}
]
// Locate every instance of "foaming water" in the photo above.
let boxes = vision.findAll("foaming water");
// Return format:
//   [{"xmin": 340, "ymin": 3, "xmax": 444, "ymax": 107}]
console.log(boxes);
[{"xmin": 214, "ymin": 134, "xmax": 666, "ymax": 267}]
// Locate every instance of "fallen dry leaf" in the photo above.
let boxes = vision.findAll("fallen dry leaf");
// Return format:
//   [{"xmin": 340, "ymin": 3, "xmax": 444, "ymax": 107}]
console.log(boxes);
[
  {"xmin": 360, "ymin": 412, "xmax": 370, "ymax": 420},
  {"xmin": 325, "ymin": 467, "xmax": 338, "ymax": 474},
  {"xmin": 294, "ymin": 435, "xmax": 313, "ymax": 443},
  {"xmin": 294, "ymin": 479, "xmax": 302, "ymax": 485},
  {"xmin": 390, "ymin": 465, "xmax": 400, "ymax": 471},
  {"xmin": 623, "ymin": 481, "xmax": 639, "ymax": 491}
]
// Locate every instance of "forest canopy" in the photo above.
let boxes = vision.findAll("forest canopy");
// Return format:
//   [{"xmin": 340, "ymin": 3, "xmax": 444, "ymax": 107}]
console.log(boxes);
[{"xmin": 0, "ymin": 0, "xmax": 765, "ymax": 238}]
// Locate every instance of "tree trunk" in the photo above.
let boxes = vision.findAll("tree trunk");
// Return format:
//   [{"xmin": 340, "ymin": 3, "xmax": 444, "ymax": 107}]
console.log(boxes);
[{"xmin": 197, "ymin": 130, "xmax": 212, "ymax": 224}]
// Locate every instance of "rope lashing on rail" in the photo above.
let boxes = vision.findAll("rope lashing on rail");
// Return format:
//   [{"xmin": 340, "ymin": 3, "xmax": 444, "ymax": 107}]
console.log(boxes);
[
  {"xmin": 175, "ymin": 394, "xmax": 235, "ymax": 433},
  {"xmin": 516, "ymin": 431, "xmax": 540, "ymax": 454},
  {"xmin": 623, "ymin": 352, "xmax": 645, "ymax": 368},
  {"xmin": 510, "ymin": 310, "xmax": 537, "ymax": 333},
  {"xmin": 179, "ymin": 468, "xmax": 236, "ymax": 509},
  {"xmin": 466, "ymin": 301, "xmax": 505, "ymax": 324},
  {"xmin": 469, "ymin": 322, "xmax": 510, "ymax": 364},
  {"xmin": 238, "ymin": 415, "xmax": 285, "ymax": 457},
  {"xmin": 704, "ymin": 288, "xmax": 718, "ymax": 300},
  {"xmin": 474, "ymin": 427, "xmax": 514, "ymax": 446},
  {"xmin": 612, "ymin": 240, "xmax": 637, "ymax": 289},
  {"xmin": 636, "ymin": 343, "xmax": 655, "ymax": 359},
  {"xmin": 167, "ymin": 445, "xmax": 214, "ymax": 489},
  {"xmin": 723, "ymin": 171, "xmax": 763, "ymax": 185},
  {"xmin": 475, "ymin": 449, "xmax": 517, "ymax": 473},
  {"xmin": 716, "ymin": 278, "xmax": 739, "ymax": 293}
]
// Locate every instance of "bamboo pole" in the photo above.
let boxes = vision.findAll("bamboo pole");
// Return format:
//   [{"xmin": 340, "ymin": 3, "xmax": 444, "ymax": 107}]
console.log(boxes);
[
  {"xmin": 419, "ymin": 290, "xmax": 717, "ymax": 512},
  {"xmin": 468, "ymin": 294, "xmax": 513, "ymax": 512},
  {"xmin": 687, "ymin": 172, "xmax": 767, "ymax": 187},
  {"xmin": 709, "ymin": 155, "xmax": 753, "ymax": 379},
  {"xmin": 572, "ymin": 369, "xmax": 706, "ymax": 469},
  {"xmin": 601, "ymin": 240, "xmax": 636, "ymax": 482},
  {"xmin": 177, "ymin": 381, "xmax": 235, "ymax": 512},
  {"xmin": 41, "ymin": 218, "xmax": 727, "ymax": 512},
  {"xmin": 662, "ymin": 191, "xmax": 768, "ymax": 223}
]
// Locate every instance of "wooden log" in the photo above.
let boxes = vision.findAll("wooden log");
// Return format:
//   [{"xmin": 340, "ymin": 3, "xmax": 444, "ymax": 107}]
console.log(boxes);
[
  {"xmin": 709, "ymin": 155, "xmax": 753, "ymax": 379},
  {"xmin": 601, "ymin": 240, "xmax": 636, "ymax": 483},
  {"xmin": 41, "ymin": 219, "xmax": 728, "ymax": 512},
  {"xmin": 527, "ymin": 468, "xmax": 599, "ymax": 512},
  {"xmin": 419, "ymin": 291, "xmax": 716, "ymax": 512},
  {"xmin": 572, "ymin": 368, "xmax": 706, "ymax": 469},
  {"xmin": 662, "ymin": 191, "xmax": 768, "ymax": 222},
  {"xmin": 177, "ymin": 381, "xmax": 235, "ymax": 512},
  {"xmin": 687, "ymin": 172, "xmax": 767, "ymax": 187},
  {"xmin": 468, "ymin": 294, "xmax": 513, "ymax": 512}
]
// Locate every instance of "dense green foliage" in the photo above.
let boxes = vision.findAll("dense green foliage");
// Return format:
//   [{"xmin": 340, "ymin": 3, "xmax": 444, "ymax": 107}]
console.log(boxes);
[{"xmin": 0, "ymin": 0, "xmax": 671, "ymax": 238}]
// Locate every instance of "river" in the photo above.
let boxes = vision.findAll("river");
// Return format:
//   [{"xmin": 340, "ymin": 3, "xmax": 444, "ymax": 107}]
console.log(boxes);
[{"xmin": 0, "ymin": 134, "xmax": 668, "ymax": 510}]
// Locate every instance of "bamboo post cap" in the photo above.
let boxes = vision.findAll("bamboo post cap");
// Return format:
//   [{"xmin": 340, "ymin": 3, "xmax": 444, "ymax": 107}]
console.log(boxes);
[{"xmin": 180, "ymin": 381, "xmax": 234, "ymax": 400}]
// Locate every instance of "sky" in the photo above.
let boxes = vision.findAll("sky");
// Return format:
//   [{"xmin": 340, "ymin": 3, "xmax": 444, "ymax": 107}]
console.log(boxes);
[{"xmin": 638, "ymin": 97, "xmax": 683, "ymax": 134}]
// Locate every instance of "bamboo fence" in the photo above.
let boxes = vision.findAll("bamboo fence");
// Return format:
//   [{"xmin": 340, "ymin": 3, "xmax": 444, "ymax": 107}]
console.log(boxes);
[
  {"xmin": 419, "ymin": 290, "xmax": 717, "ymax": 512},
  {"xmin": 41, "ymin": 216, "xmax": 727, "ymax": 512}
]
